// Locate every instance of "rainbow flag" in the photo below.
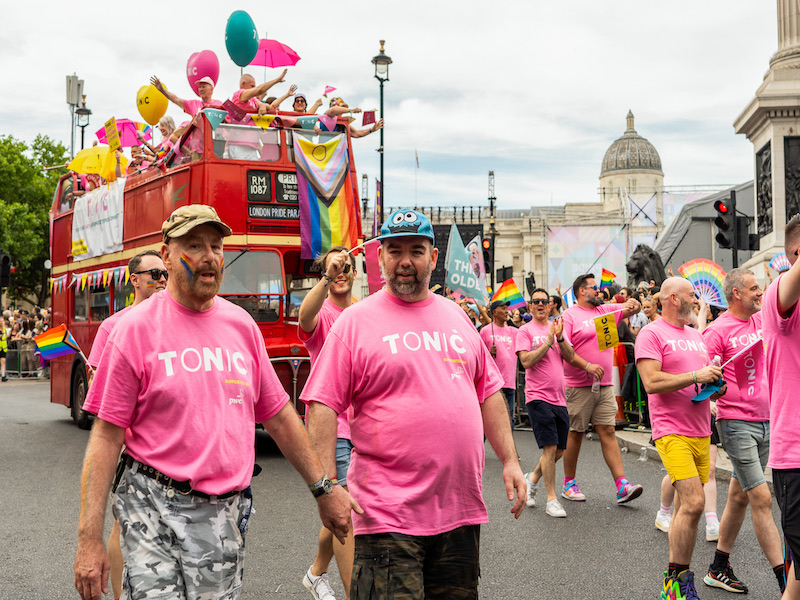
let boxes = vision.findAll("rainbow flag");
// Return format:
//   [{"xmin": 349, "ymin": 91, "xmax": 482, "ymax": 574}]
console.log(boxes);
[
  {"xmin": 600, "ymin": 268, "xmax": 616, "ymax": 289},
  {"xmin": 491, "ymin": 279, "xmax": 526, "ymax": 310},
  {"xmin": 33, "ymin": 324, "xmax": 80, "ymax": 361},
  {"xmin": 293, "ymin": 131, "xmax": 358, "ymax": 259}
]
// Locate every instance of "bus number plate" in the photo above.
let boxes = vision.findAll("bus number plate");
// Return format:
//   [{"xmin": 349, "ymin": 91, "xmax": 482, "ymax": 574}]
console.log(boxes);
[
  {"xmin": 276, "ymin": 172, "xmax": 298, "ymax": 203},
  {"xmin": 248, "ymin": 204, "xmax": 299, "ymax": 220},
  {"xmin": 247, "ymin": 171, "xmax": 272, "ymax": 202}
]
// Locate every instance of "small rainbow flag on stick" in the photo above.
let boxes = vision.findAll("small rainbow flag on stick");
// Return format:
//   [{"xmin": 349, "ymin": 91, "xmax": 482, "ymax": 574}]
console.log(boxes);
[
  {"xmin": 599, "ymin": 268, "xmax": 616, "ymax": 289},
  {"xmin": 491, "ymin": 279, "xmax": 527, "ymax": 310},
  {"xmin": 33, "ymin": 324, "xmax": 82, "ymax": 361}
]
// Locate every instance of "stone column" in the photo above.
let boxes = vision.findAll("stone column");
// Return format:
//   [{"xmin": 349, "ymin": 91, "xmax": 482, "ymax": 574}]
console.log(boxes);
[{"xmin": 734, "ymin": 0, "xmax": 800, "ymax": 269}]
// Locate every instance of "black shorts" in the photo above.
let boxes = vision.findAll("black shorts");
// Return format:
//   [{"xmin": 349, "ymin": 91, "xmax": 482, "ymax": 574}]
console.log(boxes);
[
  {"xmin": 773, "ymin": 468, "xmax": 800, "ymax": 580},
  {"xmin": 526, "ymin": 400, "xmax": 569, "ymax": 449}
]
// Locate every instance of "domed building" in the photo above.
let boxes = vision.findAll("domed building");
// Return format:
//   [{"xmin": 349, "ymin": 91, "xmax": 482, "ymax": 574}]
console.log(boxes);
[{"xmin": 598, "ymin": 111, "xmax": 664, "ymax": 212}]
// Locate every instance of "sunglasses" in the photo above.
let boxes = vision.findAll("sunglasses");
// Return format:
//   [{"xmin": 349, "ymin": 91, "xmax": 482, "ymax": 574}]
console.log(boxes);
[
  {"xmin": 530, "ymin": 298, "xmax": 548, "ymax": 305},
  {"xmin": 582, "ymin": 285, "xmax": 599, "ymax": 291},
  {"xmin": 134, "ymin": 269, "xmax": 168, "ymax": 281}
]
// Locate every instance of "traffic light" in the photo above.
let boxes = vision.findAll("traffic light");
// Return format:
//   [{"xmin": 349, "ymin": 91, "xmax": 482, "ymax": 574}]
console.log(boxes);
[
  {"xmin": 714, "ymin": 198, "xmax": 735, "ymax": 248},
  {"xmin": 0, "ymin": 252, "xmax": 10, "ymax": 287},
  {"xmin": 482, "ymin": 237, "xmax": 492, "ymax": 275},
  {"xmin": 735, "ymin": 216, "xmax": 760, "ymax": 251}
]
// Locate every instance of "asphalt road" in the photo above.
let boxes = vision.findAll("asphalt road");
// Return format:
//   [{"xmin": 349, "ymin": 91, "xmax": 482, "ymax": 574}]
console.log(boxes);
[{"xmin": 0, "ymin": 381, "xmax": 784, "ymax": 599}]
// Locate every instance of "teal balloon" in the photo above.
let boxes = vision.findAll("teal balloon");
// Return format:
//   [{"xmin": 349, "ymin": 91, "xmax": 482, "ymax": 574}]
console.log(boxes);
[{"xmin": 225, "ymin": 11, "xmax": 259, "ymax": 67}]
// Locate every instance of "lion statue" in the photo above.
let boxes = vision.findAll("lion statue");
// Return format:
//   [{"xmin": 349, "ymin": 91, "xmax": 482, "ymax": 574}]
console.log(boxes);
[{"xmin": 626, "ymin": 244, "xmax": 667, "ymax": 289}]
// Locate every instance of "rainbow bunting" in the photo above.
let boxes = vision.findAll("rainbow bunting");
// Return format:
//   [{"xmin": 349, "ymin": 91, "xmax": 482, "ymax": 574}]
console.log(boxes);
[
  {"xmin": 293, "ymin": 131, "xmax": 358, "ymax": 259},
  {"xmin": 678, "ymin": 258, "xmax": 727, "ymax": 308},
  {"xmin": 491, "ymin": 279, "xmax": 527, "ymax": 310},
  {"xmin": 33, "ymin": 324, "xmax": 80, "ymax": 361},
  {"xmin": 600, "ymin": 268, "xmax": 616, "ymax": 289}
]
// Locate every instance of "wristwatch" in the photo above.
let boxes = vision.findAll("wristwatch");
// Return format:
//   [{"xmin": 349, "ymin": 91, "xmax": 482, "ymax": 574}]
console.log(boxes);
[{"xmin": 309, "ymin": 475, "xmax": 333, "ymax": 498}]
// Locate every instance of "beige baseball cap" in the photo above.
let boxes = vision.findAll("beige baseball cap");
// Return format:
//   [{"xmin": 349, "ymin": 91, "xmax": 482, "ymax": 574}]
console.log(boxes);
[{"xmin": 161, "ymin": 205, "xmax": 232, "ymax": 242}]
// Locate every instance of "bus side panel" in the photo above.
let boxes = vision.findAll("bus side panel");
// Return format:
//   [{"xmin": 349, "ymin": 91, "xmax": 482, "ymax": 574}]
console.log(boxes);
[
  {"xmin": 123, "ymin": 169, "xmax": 192, "ymax": 245},
  {"xmin": 208, "ymin": 163, "xmax": 247, "ymax": 234},
  {"xmin": 51, "ymin": 213, "xmax": 74, "ymax": 268}
]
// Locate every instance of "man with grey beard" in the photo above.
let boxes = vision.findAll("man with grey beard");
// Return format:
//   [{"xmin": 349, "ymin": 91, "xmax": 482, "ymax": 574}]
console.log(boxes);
[
  {"xmin": 635, "ymin": 276, "xmax": 724, "ymax": 600},
  {"xmin": 303, "ymin": 208, "xmax": 526, "ymax": 599}
]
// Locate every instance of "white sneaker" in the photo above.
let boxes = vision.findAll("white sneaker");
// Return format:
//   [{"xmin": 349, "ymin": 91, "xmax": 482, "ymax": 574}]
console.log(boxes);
[
  {"xmin": 303, "ymin": 568, "xmax": 336, "ymax": 600},
  {"xmin": 524, "ymin": 472, "xmax": 538, "ymax": 507},
  {"xmin": 706, "ymin": 519, "xmax": 720, "ymax": 542},
  {"xmin": 545, "ymin": 499, "xmax": 567, "ymax": 518},
  {"xmin": 655, "ymin": 510, "xmax": 672, "ymax": 533}
]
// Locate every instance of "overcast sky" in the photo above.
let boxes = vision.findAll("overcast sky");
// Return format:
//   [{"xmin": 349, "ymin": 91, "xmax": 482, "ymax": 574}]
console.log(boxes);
[{"xmin": 0, "ymin": 1, "xmax": 779, "ymax": 210}]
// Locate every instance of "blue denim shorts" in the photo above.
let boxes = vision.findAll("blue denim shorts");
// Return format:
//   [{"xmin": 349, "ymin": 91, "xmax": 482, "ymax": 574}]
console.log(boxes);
[
  {"xmin": 716, "ymin": 419, "xmax": 770, "ymax": 492},
  {"xmin": 336, "ymin": 437, "xmax": 354, "ymax": 486}
]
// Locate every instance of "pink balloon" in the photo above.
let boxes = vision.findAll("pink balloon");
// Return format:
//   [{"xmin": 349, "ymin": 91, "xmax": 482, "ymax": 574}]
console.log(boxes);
[{"xmin": 186, "ymin": 50, "xmax": 220, "ymax": 96}]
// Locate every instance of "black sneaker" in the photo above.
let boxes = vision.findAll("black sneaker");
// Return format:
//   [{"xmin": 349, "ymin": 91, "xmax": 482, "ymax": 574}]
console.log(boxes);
[{"xmin": 704, "ymin": 563, "xmax": 748, "ymax": 593}]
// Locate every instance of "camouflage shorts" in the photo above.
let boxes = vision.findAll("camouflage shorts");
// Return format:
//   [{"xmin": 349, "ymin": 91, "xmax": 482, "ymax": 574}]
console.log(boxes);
[
  {"xmin": 112, "ymin": 465, "xmax": 252, "ymax": 600},
  {"xmin": 351, "ymin": 525, "xmax": 480, "ymax": 600}
]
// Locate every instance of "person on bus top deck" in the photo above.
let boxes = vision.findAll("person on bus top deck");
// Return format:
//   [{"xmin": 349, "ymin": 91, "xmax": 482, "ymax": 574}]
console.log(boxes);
[
  {"xmin": 125, "ymin": 145, "xmax": 150, "ymax": 175},
  {"xmin": 291, "ymin": 93, "xmax": 323, "ymax": 114},
  {"xmin": 319, "ymin": 97, "xmax": 384, "ymax": 139},
  {"xmin": 73, "ymin": 204, "xmax": 358, "ymax": 600},
  {"xmin": 227, "ymin": 70, "xmax": 291, "ymax": 161},
  {"xmin": 150, "ymin": 75, "xmax": 224, "ymax": 117}
]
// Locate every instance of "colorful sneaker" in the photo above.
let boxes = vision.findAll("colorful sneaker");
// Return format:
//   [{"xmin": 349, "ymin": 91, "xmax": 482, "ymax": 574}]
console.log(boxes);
[
  {"xmin": 561, "ymin": 480, "xmax": 586, "ymax": 502},
  {"xmin": 661, "ymin": 571, "xmax": 678, "ymax": 600},
  {"xmin": 675, "ymin": 570, "xmax": 701, "ymax": 600},
  {"xmin": 705, "ymin": 519, "xmax": 720, "ymax": 542},
  {"xmin": 616, "ymin": 481, "xmax": 644, "ymax": 504},
  {"xmin": 703, "ymin": 563, "xmax": 748, "ymax": 593},
  {"xmin": 524, "ymin": 472, "xmax": 537, "ymax": 507},
  {"xmin": 545, "ymin": 499, "xmax": 567, "ymax": 517},
  {"xmin": 303, "ymin": 568, "xmax": 336, "ymax": 600},
  {"xmin": 655, "ymin": 510, "xmax": 672, "ymax": 533}
]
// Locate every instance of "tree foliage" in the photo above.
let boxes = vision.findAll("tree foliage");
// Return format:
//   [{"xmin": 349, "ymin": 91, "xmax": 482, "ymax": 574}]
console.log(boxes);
[{"xmin": 0, "ymin": 134, "xmax": 69, "ymax": 307}]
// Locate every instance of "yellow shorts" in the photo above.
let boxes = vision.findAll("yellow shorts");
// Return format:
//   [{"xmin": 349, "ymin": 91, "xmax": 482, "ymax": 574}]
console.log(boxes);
[{"xmin": 654, "ymin": 435, "xmax": 710, "ymax": 484}]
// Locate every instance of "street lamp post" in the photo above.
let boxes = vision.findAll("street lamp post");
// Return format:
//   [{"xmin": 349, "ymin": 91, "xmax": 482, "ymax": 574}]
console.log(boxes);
[
  {"xmin": 75, "ymin": 96, "xmax": 92, "ymax": 151},
  {"xmin": 371, "ymin": 40, "xmax": 392, "ymax": 226}
]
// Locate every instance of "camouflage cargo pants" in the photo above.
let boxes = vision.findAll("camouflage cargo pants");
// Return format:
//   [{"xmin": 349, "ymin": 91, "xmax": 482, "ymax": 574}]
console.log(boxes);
[
  {"xmin": 351, "ymin": 525, "xmax": 480, "ymax": 600},
  {"xmin": 112, "ymin": 466, "xmax": 252, "ymax": 600}
]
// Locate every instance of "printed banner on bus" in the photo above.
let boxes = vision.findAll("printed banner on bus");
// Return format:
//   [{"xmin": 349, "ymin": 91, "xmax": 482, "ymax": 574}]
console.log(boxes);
[{"xmin": 71, "ymin": 178, "xmax": 125, "ymax": 260}]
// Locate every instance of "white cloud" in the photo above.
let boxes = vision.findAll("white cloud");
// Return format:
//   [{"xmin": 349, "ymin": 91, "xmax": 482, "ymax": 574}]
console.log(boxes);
[{"xmin": 1, "ymin": 0, "xmax": 779, "ymax": 208}]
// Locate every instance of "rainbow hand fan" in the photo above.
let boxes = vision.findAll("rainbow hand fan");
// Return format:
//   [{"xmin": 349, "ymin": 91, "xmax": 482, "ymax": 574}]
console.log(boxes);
[
  {"xmin": 678, "ymin": 259, "xmax": 727, "ymax": 308},
  {"xmin": 770, "ymin": 252, "xmax": 791, "ymax": 273}
]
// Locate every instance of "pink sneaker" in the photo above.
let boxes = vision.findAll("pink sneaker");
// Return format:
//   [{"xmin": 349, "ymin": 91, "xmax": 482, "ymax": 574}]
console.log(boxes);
[{"xmin": 561, "ymin": 480, "xmax": 586, "ymax": 502}]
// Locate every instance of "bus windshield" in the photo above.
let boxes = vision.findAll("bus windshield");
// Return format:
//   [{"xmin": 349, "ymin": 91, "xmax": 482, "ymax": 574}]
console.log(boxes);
[{"xmin": 219, "ymin": 250, "xmax": 284, "ymax": 322}]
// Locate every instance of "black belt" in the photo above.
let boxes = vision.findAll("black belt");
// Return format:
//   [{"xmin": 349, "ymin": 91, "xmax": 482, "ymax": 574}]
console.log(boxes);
[{"xmin": 123, "ymin": 454, "xmax": 240, "ymax": 500}]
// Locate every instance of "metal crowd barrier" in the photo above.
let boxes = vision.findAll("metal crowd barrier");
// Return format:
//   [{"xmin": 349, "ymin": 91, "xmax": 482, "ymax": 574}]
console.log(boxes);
[{"xmin": 4, "ymin": 347, "xmax": 41, "ymax": 378}]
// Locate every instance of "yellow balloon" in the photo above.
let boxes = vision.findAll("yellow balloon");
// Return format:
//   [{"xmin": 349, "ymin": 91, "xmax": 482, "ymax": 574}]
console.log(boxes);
[{"xmin": 136, "ymin": 84, "xmax": 168, "ymax": 126}]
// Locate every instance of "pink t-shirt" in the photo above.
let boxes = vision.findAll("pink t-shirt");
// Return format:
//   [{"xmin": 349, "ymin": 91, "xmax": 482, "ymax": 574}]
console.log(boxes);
[
  {"xmin": 301, "ymin": 290, "xmax": 504, "ymax": 537},
  {"xmin": 702, "ymin": 311, "xmax": 768, "ymax": 422},
  {"xmin": 298, "ymin": 298, "xmax": 351, "ymax": 440},
  {"xmin": 479, "ymin": 323, "xmax": 518, "ymax": 388},
  {"xmin": 84, "ymin": 291, "xmax": 289, "ymax": 494},
  {"xmin": 515, "ymin": 320, "xmax": 567, "ymax": 406},
  {"xmin": 634, "ymin": 317, "xmax": 712, "ymax": 440},
  {"xmin": 183, "ymin": 98, "xmax": 224, "ymax": 117},
  {"xmin": 87, "ymin": 306, "xmax": 130, "ymax": 368},
  {"xmin": 763, "ymin": 273, "xmax": 800, "ymax": 469},
  {"xmin": 562, "ymin": 304, "xmax": 622, "ymax": 387}
]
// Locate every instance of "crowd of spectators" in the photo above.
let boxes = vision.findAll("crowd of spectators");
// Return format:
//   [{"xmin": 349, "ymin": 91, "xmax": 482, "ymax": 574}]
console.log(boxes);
[{"xmin": 1, "ymin": 306, "xmax": 50, "ymax": 379}]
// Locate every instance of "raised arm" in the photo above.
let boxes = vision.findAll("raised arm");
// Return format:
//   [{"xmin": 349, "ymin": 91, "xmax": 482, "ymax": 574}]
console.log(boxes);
[
  {"xmin": 268, "ymin": 84, "xmax": 298, "ymax": 112},
  {"xmin": 150, "ymin": 76, "xmax": 185, "ymax": 111},
  {"xmin": 349, "ymin": 118, "xmax": 384, "ymax": 139},
  {"xmin": 297, "ymin": 251, "xmax": 349, "ymax": 334},
  {"xmin": 778, "ymin": 250, "xmax": 800, "ymax": 317},
  {"xmin": 240, "ymin": 68, "xmax": 287, "ymax": 103}
]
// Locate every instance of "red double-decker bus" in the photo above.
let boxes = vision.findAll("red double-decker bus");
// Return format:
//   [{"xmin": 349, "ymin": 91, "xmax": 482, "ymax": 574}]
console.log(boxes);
[{"xmin": 48, "ymin": 112, "xmax": 363, "ymax": 428}]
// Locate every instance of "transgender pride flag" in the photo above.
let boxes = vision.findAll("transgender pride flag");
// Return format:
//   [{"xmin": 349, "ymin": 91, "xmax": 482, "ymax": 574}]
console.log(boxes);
[{"xmin": 293, "ymin": 131, "xmax": 359, "ymax": 259}]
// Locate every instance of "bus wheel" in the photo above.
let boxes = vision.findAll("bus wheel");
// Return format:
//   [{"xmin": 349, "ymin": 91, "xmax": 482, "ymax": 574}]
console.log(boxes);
[{"xmin": 71, "ymin": 367, "xmax": 91, "ymax": 430}]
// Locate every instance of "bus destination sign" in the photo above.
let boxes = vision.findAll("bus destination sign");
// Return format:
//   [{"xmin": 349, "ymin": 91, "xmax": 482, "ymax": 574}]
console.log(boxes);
[
  {"xmin": 248, "ymin": 204, "xmax": 300, "ymax": 220},
  {"xmin": 276, "ymin": 172, "xmax": 298, "ymax": 203}
]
